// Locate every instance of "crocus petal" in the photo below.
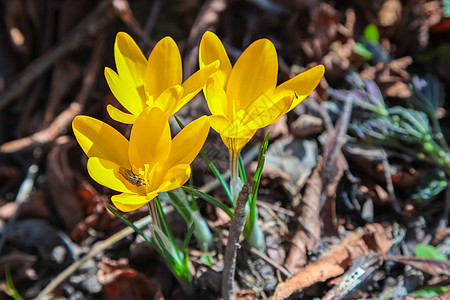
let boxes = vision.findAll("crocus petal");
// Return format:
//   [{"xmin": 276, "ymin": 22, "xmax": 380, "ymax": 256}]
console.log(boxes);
[
  {"xmin": 243, "ymin": 95, "xmax": 292, "ymax": 131},
  {"xmin": 204, "ymin": 74, "xmax": 229, "ymax": 117},
  {"xmin": 177, "ymin": 60, "xmax": 220, "ymax": 113},
  {"xmin": 87, "ymin": 157, "xmax": 135, "ymax": 194},
  {"xmin": 114, "ymin": 32, "xmax": 147, "ymax": 90},
  {"xmin": 208, "ymin": 114, "xmax": 254, "ymax": 139},
  {"xmin": 209, "ymin": 115, "xmax": 233, "ymax": 137},
  {"xmin": 167, "ymin": 116, "xmax": 210, "ymax": 168},
  {"xmin": 227, "ymin": 39, "xmax": 278, "ymax": 112},
  {"xmin": 111, "ymin": 192, "xmax": 157, "ymax": 212},
  {"xmin": 152, "ymin": 85, "xmax": 184, "ymax": 117},
  {"xmin": 221, "ymin": 135, "xmax": 255, "ymax": 155},
  {"xmin": 72, "ymin": 116, "xmax": 129, "ymax": 167},
  {"xmin": 274, "ymin": 64, "xmax": 325, "ymax": 111},
  {"xmin": 105, "ymin": 67, "xmax": 145, "ymax": 115},
  {"xmin": 107, "ymin": 104, "xmax": 138, "ymax": 124},
  {"xmin": 157, "ymin": 164, "xmax": 191, "ymax": 192},
  {"xmin": 145, "ymin": 37, "xmax": 182, "ymax": 100},
  {"xmin": 199, "ymin": 31, "xmax": 232, "ymax": 88},
  {"xmin": 129, "ymin": 107, "xmax": 171, "ymax": 170}
]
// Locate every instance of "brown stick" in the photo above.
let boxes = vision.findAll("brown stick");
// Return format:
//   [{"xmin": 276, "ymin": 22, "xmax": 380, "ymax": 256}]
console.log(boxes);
[{"xmin": 222, "ymin": 184, "xmax": 249, "ymax": 300}]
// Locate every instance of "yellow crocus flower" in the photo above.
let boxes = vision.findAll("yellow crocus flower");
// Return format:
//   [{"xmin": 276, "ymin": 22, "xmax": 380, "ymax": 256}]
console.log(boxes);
[
  {"xmin": 72, "ymin": 107, "xmax": 210, "ymax": 212},
  {"xmin": 105, "ymin": 32, "xmax": 219, "ymax": 124},
  {"xmin": 199, "ymin": 31, "xmax": 324, "ymax": 201}
]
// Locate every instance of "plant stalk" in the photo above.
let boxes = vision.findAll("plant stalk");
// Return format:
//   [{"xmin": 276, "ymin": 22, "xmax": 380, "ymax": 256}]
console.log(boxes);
[{"xmin": 222, "ymin": 184, "xmax": 249, "ymax": 300}]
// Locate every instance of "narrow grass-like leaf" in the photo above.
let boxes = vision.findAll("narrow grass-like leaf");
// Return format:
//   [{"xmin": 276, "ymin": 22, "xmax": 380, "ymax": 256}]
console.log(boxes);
[
  {"xmin": 105, "ymin": 204, "xmax": 155, "ymax": 246},
  {"xmin": 162, "ymin": 190, "xmax": 192, "ymax": 224},
  {"xmin": 154, "ymin": 197, "xmax": 179, "ymax": 259},
  {"xmin": 152, "ymin": 228, "xmax": 177, "ymax": 269},
  {"xmin": 238, "ymin": 154, "xmax": 248, "ymax": 183},
  {"xmin": 181, "ymin": 186, "xmax": 234, "ymax": 218},
  {"xmin": 5, "ymin": 265, "xmax": 24, "ymax": 300},
  {"xmin": 183, "ymin": 221, "xmax": 196, "ymax": 254},
  {"xmin": 245, "ymin": 131, "xmax": 270, "ymax": 235},
  {"xmin": 174, "ymin": 115, "xmax": 233, "ymax": 202}
]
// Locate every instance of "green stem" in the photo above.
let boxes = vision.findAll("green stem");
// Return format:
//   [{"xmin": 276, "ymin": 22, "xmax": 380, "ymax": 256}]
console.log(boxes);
[
  {"xmin": 148, "ymin": 200, "xmax": 161, "ymax": 233},
  {"xmin": 229, "ymin": 149, "xmax": 243, "ymax": 207}
]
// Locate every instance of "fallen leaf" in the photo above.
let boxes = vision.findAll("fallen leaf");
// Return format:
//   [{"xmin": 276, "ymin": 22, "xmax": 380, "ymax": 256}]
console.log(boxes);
[
  {"xmin": 98, "ymin": 257, "xmax": 164, "ymax": 300},
  {"xmin": 274, "ymin": 223, "xmax": 392, "ymax": 299},
  {"xmin": 386, "ymin": 256, "xmax": 450, "ymax": 277}
]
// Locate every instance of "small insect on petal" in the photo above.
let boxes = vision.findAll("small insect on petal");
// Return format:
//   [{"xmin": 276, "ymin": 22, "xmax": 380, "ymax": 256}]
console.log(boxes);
[
  {"xmin": 119, "ymin": 167, "xmax": 146, "ymax": 186},
  {"xmin": 294, "ymin": 92, "xmax": 298, "ymax": 99}
]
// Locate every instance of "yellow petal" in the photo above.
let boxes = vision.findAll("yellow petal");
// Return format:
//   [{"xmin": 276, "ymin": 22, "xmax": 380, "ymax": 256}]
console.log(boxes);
[
  {"xmin": 128, "ymin": 107, "xmax": 171, "ymax": 170},
  {"xmin": 275, "ymin": 64, "xmax": 325, "ymax": 111},
  {"xmin": 177, "ymin": 60, "xmax": 220, "ymax": 113},
  {"xmin": 227, "ymin": 39, "xmax": 278, "ymax": 112},
  {"xmin": 204, "ymin": 74, "xmax": 229, "ymax": 117},
  {"xmin": 209, "ymin": 115, "xmax": 233, "ymax": 136},
  {"xmin": 87, "ymin": 157, "xmax": 135, "ymax": 194},
  {"xmin": 145, "ymin": 37, "xmax": 182, "ymax": 100},
  {"xmin": 199, "ymin": 31, "xmax": 232, "ymax": 88},
  {"xmin": 111, "ymin": 192, "xmax": 157, "ymax": 212},
  {"xmin": 114, "ymin": 32, "xmax": 147, "ymax": 90},
  {"xmin": 167, "ymin": 115, "xmax": 210, "ymax": 168},
  {"xmin": 221, "ymin": 135, "xmax": 254, "ymax": 155},
  {"xmin": 107, "ymin": 104, "xmax": 138, "ymax": 124},
  {"xmin": 152, "ymin": 85, "xmax": 184, "ymax": 116},
  {"xmin": 243, "ymin": 95, "xmax": 292, "ymax": 131},
  {"xmin": 105, "ymin": 67, "xmax": 145, "ymax": 116},
  {"xmin": 72, "ymin": 116, "xmax": 129, "ymax": 167},
  {"xmin": 158, "ymin": 164, "xmax": 191, "ymax": 192}
]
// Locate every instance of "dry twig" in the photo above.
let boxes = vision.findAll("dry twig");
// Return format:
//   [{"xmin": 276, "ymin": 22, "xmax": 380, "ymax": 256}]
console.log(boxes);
[{"xmin": 222, "ymin": 184, "xmax": 249, "ymax": 300}]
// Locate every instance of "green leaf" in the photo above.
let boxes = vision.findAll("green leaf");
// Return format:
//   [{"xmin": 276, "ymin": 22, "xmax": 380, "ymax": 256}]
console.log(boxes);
[
  {"xmin": 5, "ymin": 265, "xmax": 24, "ymax": 300},
  {"xmin": 413, "ymin": 285, "xmax": 450, "ymax": 297},
  {"xmin": 363, "ymin": 24, "xmax": 380, "ymax": 43},
  {"xmin": 415, "ymin": 244, "xmax": 447, "ymax": 260},
  {"xmin": 161, "ymin": 189, "xmax": 213, "ymax": 250},
  {"xmin": 161, "ymin": 190, "xmax": 193, "ymax": 224},
  {"xmin": 154, "ymin": 197, "xmax": 179, "ymax": 256},
  {"xmin": 183, "ymin": 221, "xmax": 196, "ymax": 254},
  {"xmin": 174, "ymin": 115, "xmax": 233, "ymax": 203},
  {"xmin": 238, "ymin": 154, "xmax": 248, "ymax": 183},
  {"xmin": 243, "ymin": 131, "xmax": 270, "ymax": 251},
  {"xmin": 355, "ymin": 42, "xmax": 373, "ymax": 60},
  {"xmin": 412, "ymin": 170, "xmax": 448, "ymax": 203},
  {"xmin": 181, "ymin": 186, "xmax": 234, "ymax": 218},
  {"xmin": 105, "ymin": 204, "xmax": 155, "ymax": 246},
  {"xmin": 249, "ymin": 131, "xmax": 270, "ymax": 225}
]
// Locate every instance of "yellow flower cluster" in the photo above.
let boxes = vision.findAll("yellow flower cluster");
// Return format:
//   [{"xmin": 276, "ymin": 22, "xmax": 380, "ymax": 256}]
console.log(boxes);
[{"xmin": 72, "ymin": 31, "xmax": 324, "ymax": 212}]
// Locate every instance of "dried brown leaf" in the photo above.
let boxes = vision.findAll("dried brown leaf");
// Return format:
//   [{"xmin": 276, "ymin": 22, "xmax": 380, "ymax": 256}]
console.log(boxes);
[
  {"xmin": 285, "ymin": 97, "xmax": 352, "ymax": 273},
  {"xmin": 46, "ymin": 137, "xmax": 83, "ymax": 231},
  {"xmin": 386, "ymin": 256, "xmax": 450, "ymax": 277},
  {"xmin": 274, "ymin": 224, "xmax": 392, "ymax": 299},
  {"xmin": 98, "ymin": 257, "xmax": 164, "ymax": 300}
]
